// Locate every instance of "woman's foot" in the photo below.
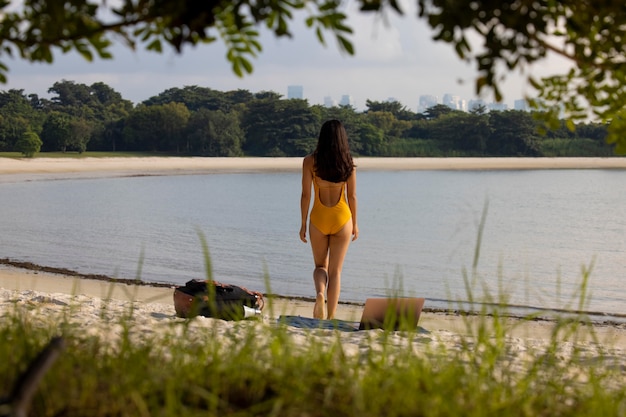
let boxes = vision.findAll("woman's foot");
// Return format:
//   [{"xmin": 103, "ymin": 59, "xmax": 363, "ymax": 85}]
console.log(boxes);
[{"xmin": 313, "ymin": 292, "xmax": 325, "ymax": 319}]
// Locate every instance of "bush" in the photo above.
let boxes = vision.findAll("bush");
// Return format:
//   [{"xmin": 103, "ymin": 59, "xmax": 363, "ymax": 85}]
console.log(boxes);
[
  {"xmin": 382, "ymin": 139, "xmax": 444, "ymax": 156},
  {"xmin": 539, "ymin": 138, "xmax": 614, "ymax": 156},
  {"xmin": 15, "ymin": 131, "xmax": 43, "ymax": 157}
]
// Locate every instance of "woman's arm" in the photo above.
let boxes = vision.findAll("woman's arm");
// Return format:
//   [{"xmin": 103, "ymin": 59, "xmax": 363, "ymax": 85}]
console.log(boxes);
[
  {"xmin": 300, "ymin": 155, "xmax": 313, "ymax": 243},
  {"xmin": 346, "ymin": 168, "xmax": 358, "ymax": 241}
]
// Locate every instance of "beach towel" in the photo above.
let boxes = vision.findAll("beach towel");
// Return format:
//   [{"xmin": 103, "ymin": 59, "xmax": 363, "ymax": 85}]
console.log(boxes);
[
  {"xmin": 278, "ymin": 297, "xmax": 426, "ymax": 332},
  {"xmin": 278, "ymin": 316, "xmax": 362, "ymax": 331},
  {"xmin": 278, "ymin": 315, "xmax": 430, "ymax": 334}
]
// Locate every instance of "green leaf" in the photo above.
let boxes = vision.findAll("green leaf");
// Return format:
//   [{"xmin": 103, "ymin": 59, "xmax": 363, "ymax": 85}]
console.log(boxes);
[
  {"xmin": 31, "ymin": 46, "xmax": 53, "ymax": 63},
  {"xmin": 232, "ymin": 58, "xmax": 243, "ymax": 77},
  {"xmin": 319, "ymin": 2, "xmax": 339, "ymax": 12},
  {"xmin": 75, "ymin": 41, "xmax": 94, "ymax": 61},
  {"xmin": 250, "ymin": 39, "xmax": 262, "ymax": 52},
  {"xmin": 493, "ymin": 86, "xmax": 502, "ymax": 102},
  {"xmin": 316, "ymin": 27, "xmax": 325, "ymax": 45},
  {"xmin": 146, "ymin": 39, "xmax": 163, "ymax": 52},
  {"xmin": 335, "ymin": 21, "xmax": 353, "ymax": 34},
  {"xmin": 337, "ymin": 35, "xmax": 354, "ymax": 54},
  {"xmin": 241, "ymin": 57, "xmax": 253, "ymax": 74},
  {"xmin": 476, "ymin": 76, "xmax": 487, "ymax": 92},
  {"xmin": 266, "ymin": 12, "xmax": 276, "ymax": 28}
]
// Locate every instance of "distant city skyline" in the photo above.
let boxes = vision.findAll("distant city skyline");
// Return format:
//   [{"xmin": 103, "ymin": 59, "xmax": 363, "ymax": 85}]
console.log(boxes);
[{"xmin": 289, "ymin": 85, "xmax": 529, "ymax": 114}]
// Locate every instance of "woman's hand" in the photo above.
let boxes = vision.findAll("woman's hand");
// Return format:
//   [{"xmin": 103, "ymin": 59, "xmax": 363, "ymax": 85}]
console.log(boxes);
[
  {"xmin": 352, "ymin": 223, "xmax": 359, "ymax": 241},
  {"xmin": 299, "ymin": 224, "xmax": 307, "ymax": 243}
]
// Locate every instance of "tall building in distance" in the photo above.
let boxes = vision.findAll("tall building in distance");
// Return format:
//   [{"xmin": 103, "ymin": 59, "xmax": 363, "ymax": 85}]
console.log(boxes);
[
  {"xmin": 488, "ymin": 102, "xmax": 508, "ymax": 111},
  {"xmin": 287, "ymin": 85, "xmax": 303, "ymax": 99},
  {"xmin": 443, "ymin": 93, "xmax": 464, "ymax": 111},
  {"xmin": 322, "ymin": 94, "xmax": 354, "ymax": 108},
  {"xmin": 468, "ymin": 99, "xmax": 487, "ymax": 112},
  {"xmin": 417, "ymin": 95, "xmax": 438, "ymax": 113},
  {"xmin": 339, "ymin": 94, "xmax": 354, "ymax": 107},
  {"xmin": 323, "ymin": 96, "xmax": 338, "ymax": 108},
  {"xmin": 514, "ymin": 99, "xmax": 530, "ymax": 111}
]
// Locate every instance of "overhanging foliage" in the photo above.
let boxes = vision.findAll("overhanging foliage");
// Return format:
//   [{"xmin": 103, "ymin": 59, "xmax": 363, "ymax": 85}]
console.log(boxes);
[{"xmin": 1, "ymin": 1, "xmax": 626, "ymax": 149}]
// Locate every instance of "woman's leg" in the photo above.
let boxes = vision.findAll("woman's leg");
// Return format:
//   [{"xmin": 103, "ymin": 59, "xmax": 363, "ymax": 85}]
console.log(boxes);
[
  {"xmin": 326, "ymin": 222, "xmax": 353, "ymax": 319},
  {"xmin": 309, "ymin": 224, "xmax": 329, "ymax": 319}
]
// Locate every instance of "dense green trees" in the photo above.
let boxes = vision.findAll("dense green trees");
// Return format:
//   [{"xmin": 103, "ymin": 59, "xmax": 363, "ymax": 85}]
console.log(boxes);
[
  {"xmin": 186, "ymin": 109, "xmax": 244, "ymax": 157},
  {"xmin": 4, "ymin": 0, "xmax": 626, "ymax": 153},
  {"xmin": 0, "ymin": 80, "xmax": 616, "ymax": 157},
  {"xmin": 240, "ymin": 95, "xmax": 319, "ymax": 156},
  {"xmin": 40, "ymin": 112, "xmax": 72, "ymax": 152},
  {"xmin": 0, "ymin": 89, "xmax": 45, "ymax": 151},
  {"xmin": 488, "ymin": 111, "xmax": 539, "ymax": 156}
]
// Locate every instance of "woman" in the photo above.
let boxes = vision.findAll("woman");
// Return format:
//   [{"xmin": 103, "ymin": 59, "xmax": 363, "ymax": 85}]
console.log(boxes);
[{"xmin": 300, "ymin": 119, "xmax": 358, "ymax": 320}]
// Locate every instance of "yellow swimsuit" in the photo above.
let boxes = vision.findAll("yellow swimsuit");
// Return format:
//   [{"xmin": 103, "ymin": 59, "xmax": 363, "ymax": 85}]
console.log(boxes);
[{"xmin": 310, "ymin": 174, "xmax": 352, "ymax": 235}]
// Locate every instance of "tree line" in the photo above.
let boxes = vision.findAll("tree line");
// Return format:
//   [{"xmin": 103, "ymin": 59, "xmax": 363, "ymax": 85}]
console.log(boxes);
[{"xmin": 0, "ymin": 80, "xmax": 615, "ymax": 158}]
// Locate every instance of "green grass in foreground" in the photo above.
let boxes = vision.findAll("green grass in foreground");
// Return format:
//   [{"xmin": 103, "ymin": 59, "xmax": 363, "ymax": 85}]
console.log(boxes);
[{"xmin": 0, "ymin": 287, "xmax": 625, "ymax": 417}]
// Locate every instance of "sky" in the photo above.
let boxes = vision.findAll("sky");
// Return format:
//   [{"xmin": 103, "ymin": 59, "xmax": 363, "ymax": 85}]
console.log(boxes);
[{"xmin": 2, "ymin": 1, "xmax": 570, "ymax": 112}]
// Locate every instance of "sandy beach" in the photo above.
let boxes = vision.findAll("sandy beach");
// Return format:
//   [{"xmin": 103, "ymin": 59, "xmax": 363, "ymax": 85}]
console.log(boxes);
[
  {"xmin": 1, "ymin": 156, "xmax": 626, "ymax": 181},
  {"xmin": 1, "ymin": 156, "xmax": 626, "ymax": 369},
  {"xmin": 1, "ymin": 264, "xmax": 626, "ymax": 384}
]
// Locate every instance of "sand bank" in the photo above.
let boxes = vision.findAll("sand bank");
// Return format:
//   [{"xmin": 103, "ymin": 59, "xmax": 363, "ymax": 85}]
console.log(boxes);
[
  {"xmin": 2, "ymin": 265, "xmax": 626, "ymax": 381},
  {"xmin": 3, "ymin": 264, "xmax": 626, "ymax": 382},
  {"xmin": 1, "ymin": 157, "xmax": 626, "ymax": 182},
  {"xmin": 2, "ymin": 265, "xmax": 625, "ymax": 346}
]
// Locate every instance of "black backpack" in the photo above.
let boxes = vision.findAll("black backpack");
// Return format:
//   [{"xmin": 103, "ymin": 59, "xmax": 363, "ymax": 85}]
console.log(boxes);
[{"xmin": 174, "ymin": 279, "xmax": 264, "ymax": 320}]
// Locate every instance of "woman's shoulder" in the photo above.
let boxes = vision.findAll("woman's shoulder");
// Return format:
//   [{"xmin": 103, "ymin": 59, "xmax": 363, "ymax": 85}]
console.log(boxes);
[{"xmin": 303, "ymin": 154, "xmax": 314, "ymax": 167}]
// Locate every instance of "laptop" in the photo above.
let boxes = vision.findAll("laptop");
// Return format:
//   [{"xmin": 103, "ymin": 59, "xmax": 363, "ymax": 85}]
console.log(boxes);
[{"xmin": 358, "ymin": 297, "xmax": 425, "ymax": 330}]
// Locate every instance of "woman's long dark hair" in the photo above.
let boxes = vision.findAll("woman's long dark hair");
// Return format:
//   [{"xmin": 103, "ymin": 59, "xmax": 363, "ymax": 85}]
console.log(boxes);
[{"xmin": 313, "ymin": 119, "xmax": 355, "ymax": 183}]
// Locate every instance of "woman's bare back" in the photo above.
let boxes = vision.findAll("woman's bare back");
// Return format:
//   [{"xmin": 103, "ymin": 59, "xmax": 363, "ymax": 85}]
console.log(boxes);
[{"xmin": 315, "ymin": 177, "xmax": 345, "ymax": 207}]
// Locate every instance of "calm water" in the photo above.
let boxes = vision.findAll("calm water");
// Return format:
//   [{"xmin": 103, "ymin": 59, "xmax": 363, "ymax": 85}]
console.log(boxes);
[{"xmin": 1, "ymin": 169, "xmax": 625, "ymax": 319}]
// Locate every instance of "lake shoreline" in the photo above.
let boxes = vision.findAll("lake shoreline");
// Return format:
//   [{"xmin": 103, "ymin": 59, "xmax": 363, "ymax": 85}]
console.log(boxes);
[
  {"xmin": 3, "ymin": 261, "xmax": 626, "ymax": 358},
  {"xmin": 1, "ymin": 156, "xmax": 626, "ymax": 181},
  {"xmin": 2, "ymin": 258, "xmax": 625, "ymax": 330}
]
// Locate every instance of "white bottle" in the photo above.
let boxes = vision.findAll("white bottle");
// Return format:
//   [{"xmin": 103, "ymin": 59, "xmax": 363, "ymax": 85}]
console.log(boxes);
[{"xmin": 243, "ymin": 305, "xmax": 262, "ymax": 318}]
